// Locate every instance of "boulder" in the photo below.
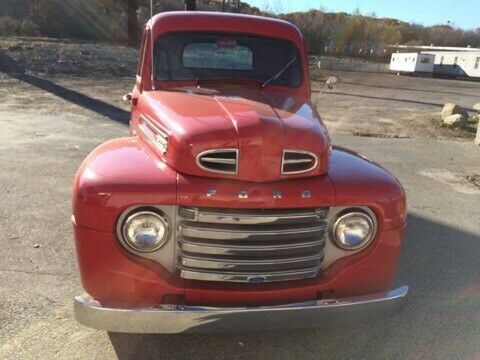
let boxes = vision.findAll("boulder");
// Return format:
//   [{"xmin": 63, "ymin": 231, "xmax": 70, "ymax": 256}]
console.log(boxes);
[
  {"xmin": 441, "ymin": 103, "xmax": 468, "ymax": 120},
  {"xmin": 443, "ymin": 114, "xmax": 468, "ymax": 128},
  {"xmin": 473, "ymin": 103, "xmax": 480, "ymax": 113}
]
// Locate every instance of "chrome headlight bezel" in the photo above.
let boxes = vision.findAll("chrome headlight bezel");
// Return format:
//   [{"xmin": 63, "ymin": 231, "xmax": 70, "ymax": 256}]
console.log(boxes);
[
  {"xmin": 120, "ymin": 210, "xmax": 170, "ymax": 253},
  {"xmin": 330, "ymin": 209, "xmax": 377, "ymax": 251}
]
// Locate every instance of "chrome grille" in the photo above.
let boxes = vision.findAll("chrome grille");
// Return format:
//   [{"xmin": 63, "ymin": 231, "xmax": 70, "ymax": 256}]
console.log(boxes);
[
  {"xmin": 282, "ymin": 150, "xmax": 318, "ymax": 174},
  {"xmin": 196, "ymin": 149, "xmax": 238, "ymax": 174},
  {"xmin": 177, "ymin": 207, "xmax": 328, "ymax": 283}
]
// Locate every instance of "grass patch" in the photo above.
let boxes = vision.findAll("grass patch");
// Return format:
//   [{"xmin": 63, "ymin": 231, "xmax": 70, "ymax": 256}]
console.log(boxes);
[
  {"xmin": 431, "ymin": 114, "xmax": 479, "ymax": 139},
  {"xmin": 352, "ymin": 130, "xmax": 409, "ymax": 139},
  {"xmin": 466, "ymin": 175, "xmax": 480, "ymax": 190}
]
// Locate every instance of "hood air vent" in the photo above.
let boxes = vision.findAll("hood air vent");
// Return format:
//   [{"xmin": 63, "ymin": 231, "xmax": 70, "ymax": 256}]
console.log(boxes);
[
  {"xmin": 282, "ymin": 150, "xmax": 318, "ymax": 175},
  {"xmin": 197, "ymin": 149, "xmax": 238, "ymax": 174}
]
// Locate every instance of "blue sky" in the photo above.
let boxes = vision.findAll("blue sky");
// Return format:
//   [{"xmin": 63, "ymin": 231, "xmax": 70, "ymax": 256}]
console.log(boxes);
[{"xmin": 245, "ymin": 0, "xmax": 479, "ymax": 30}]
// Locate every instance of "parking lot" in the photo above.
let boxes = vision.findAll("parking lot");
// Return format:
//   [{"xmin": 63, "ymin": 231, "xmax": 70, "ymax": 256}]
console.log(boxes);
[{"xmin": 0, "ymin": 64, "xmax": 479, "ymax": 359}]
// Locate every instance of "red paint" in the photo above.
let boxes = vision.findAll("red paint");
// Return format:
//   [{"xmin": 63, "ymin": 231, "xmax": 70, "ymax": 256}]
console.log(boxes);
[
  {"xmin": 73, "ymin": 12, "xmax": 407, "ymax": 308},
  {"xmin": 132, "ymin": 89, "xmax": 331, "ymax": 182},
  {"xmin": 74, "ymin": 220, "xmax": 403, "ymax": 307}
]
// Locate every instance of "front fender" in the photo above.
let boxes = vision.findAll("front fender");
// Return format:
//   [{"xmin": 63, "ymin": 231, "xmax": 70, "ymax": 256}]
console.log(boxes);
[{"xmin": 72, "ymin": 137, "xmax": 177, "ymax": 232}]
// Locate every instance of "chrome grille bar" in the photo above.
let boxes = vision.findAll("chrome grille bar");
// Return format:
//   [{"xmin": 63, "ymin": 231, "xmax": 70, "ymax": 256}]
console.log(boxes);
[
  {"xmin": 179, "ymin": 223, "xmax": 326, "ymax": 241},
  {"xmin": 180, "ymin": 267, "xmax": 322, "ymax": 283},
  {"xmin": 179, "ymin": 207, "xmax": 328, "ymax": 225},
  {"xmin": 179, "ymin": 238, "xmax": 325, "ymax": 257},
  {"xmin": 179, "ymin": 253, "xmax": 323, "ymax": 271},
  {"xmin": 177, "ymin": 207, "xmax": 328, "ymax": 283}
]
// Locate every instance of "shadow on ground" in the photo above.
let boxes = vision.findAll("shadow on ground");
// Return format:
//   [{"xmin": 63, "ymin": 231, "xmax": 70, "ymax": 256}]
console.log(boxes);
[
  {"xmin": 108, "ymin": 213, "xmax": 480, "ymax": 360},
  {"xmin": 0, "ymin": 49, "xmax": 130, "ymax": 125},
  {"xmin": 312, "ymin": 89, "xmax": 477, "ymax": 111}
]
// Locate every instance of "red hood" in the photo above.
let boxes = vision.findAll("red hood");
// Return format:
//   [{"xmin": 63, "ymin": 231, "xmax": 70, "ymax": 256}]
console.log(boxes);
[{"xmin": 137, "ymin": 87, "xmax": 330, "ymax": 182}]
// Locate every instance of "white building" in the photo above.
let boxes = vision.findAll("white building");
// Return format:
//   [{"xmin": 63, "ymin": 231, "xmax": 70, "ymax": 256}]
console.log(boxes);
[
  {"xmin": 422, "ymin": 51, "xmax": 480, "ymax": 78},
  {"xmin": 388, "ymin": 45, "xmax": 480, "ymax": 79},
  {"xmin": 390, "ymin": 53, "xmax": 435, "ymax": 74}
]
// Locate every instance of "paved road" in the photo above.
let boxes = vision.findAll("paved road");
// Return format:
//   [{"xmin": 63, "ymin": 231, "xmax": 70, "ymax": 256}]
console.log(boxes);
[{"xmin": 0, "ymin": 90, "xmax": 479, "ymax": 359}]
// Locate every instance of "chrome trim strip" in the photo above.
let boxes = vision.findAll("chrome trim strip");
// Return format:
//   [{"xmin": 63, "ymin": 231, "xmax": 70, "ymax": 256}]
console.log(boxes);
[
  {"xmin": 179, "ymin": 266, "xmax": 321, "ymax": 283},
  {"xmin": 179, "ymin": 253, "xmax": 323, "ymax": 271},
  {"xmin": 74, "ymin": 286, "xmax": 409, "ymax": 333},
  {"xmin": 200, "ymin": 157, "xmax": 237, "ymax": 165},
  {"xmin": 283, "ymin": 158, "xmax": 313, "ymax": 164},
  {"xmin": 196, "ymin": 149, "xmax": 238, "ymax": 175},
  {"xmin": 179, "ymin": 223, "xmax": 326, "ymax": 241},
  {"xmin": 139, "ymin": 115, "xmax": 169, "ymax": 153},
  {"xmin": 281, "ymin": 149, "xmax": 319, "ymax": 175},
  {"xmin": 180, "ymin": 207, "xmax": 328, "ymax": 225},
  {"xmin": 179, "ymin": 238, "xmax": 325, "ymax": 256}
]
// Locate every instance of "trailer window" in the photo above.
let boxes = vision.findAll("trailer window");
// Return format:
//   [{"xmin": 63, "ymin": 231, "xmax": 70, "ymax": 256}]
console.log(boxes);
[
  {"xmin": 475, "ymin": 57, "xmax": 480, "ymax": 70},
  {"xmin": 421, "ymin": 57, "xmax": 430, "ymax": 64},
  {"xmin": 454, "ymin": 57, "xmax": 458, "ymax": 65}
]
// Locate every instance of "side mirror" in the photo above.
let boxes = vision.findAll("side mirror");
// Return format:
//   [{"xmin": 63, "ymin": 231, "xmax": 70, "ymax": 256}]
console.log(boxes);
[
  {"xmin": 326, "ymin": 76, "xmax": 338, "ymax": 90},
  {"xmin": 315, "ymin": 76, "xmax": 341, "ymax": 105}
]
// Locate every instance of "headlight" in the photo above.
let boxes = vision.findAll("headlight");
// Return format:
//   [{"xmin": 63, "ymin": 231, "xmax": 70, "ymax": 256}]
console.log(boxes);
[
  {"xmin": 121, "ymin": 211, "xmax": 169, "ymax": 252},
  {"xmin": 332, "ymin": 211, "xmax": 376, "ymax": 250}
]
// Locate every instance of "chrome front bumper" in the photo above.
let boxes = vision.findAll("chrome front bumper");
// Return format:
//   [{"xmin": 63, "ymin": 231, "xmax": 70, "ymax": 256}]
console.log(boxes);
[{"xmin": 74, "ymin": 285, "xmax": 408, "ymax": 334}]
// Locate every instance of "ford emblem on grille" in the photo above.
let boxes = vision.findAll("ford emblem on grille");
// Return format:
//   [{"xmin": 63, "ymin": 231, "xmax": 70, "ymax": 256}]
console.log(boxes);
[{"xmin": 247, "ymin": 275, "xmax": 267, "ymax": 284}]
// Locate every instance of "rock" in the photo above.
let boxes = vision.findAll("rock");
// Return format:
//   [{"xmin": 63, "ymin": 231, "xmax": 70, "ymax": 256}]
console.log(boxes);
[
  {"xmin": 443, "ymin": 114, "xmax": 468, "ymax": 128},
  {"xmin": 441, "ymin": 103, "xmax": 468, "ymax": 120},
  {"xmin": 473, "ymin": 103, "xmax": 480, "ymax": 113}
]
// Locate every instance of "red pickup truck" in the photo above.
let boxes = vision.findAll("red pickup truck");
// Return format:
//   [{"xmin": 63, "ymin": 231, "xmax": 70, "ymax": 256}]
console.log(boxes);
[{"xmin": 73, "ymin": 11, "xmax": 408, "ymax": 333}]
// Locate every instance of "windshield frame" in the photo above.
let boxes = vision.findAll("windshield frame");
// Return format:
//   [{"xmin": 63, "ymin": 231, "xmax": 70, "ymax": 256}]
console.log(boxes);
[{"xmin": 152, "ymin": 31, "xmax": 304, "ymax": 89}]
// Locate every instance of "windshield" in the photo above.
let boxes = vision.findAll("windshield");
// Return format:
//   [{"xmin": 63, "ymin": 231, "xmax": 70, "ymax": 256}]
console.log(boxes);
[{"xmin": 153, "ymin": 32, "xmax": 302, "ymax": 87}]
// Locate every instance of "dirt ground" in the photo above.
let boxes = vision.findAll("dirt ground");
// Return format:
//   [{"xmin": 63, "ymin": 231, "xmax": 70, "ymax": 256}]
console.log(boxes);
[
  {"xmin": 1, "ymin": 36, "xmax": 479, "ymax": 141},
  {"xmin": 1, "ymin": 36, "xmax": 480, "ymax": 360},
  {"xmin": 310, "ymin": 69, "xmax": 480, "ymax": 140}
]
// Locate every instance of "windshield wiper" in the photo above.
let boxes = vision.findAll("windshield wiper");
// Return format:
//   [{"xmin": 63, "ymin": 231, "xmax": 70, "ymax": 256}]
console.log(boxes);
[{"xmin": 261, "ymin": 57, "xmax": 297, "ymax": 89}]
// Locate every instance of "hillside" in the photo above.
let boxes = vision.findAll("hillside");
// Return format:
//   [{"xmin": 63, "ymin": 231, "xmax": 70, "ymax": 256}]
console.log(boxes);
[
  {"xmin": 0, "ymin": 37, "xmax": 137, "ymax": 77},
  {"xmin": 0, "ymin": 0, "xmax": 479, "ymax": 58}
]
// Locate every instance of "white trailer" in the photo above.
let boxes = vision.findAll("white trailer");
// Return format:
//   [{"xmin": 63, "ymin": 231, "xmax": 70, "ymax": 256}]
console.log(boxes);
[
  {"xmin": 389, "ymin": 53, "xmax": 435, "ymax": 74},
  {"xmin": 422, "ymin": 51, "xmax": 480, "ymax": 78}
]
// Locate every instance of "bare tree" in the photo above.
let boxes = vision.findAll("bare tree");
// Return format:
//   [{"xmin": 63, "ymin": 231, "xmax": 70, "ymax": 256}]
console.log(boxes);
[
  {"xmin": 185, "ymin": 0, "xmax": 196, "ymax": 11},
  {"xmin": 127, "ymin": 0, "xmax": 139, "ymax": 46}
]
